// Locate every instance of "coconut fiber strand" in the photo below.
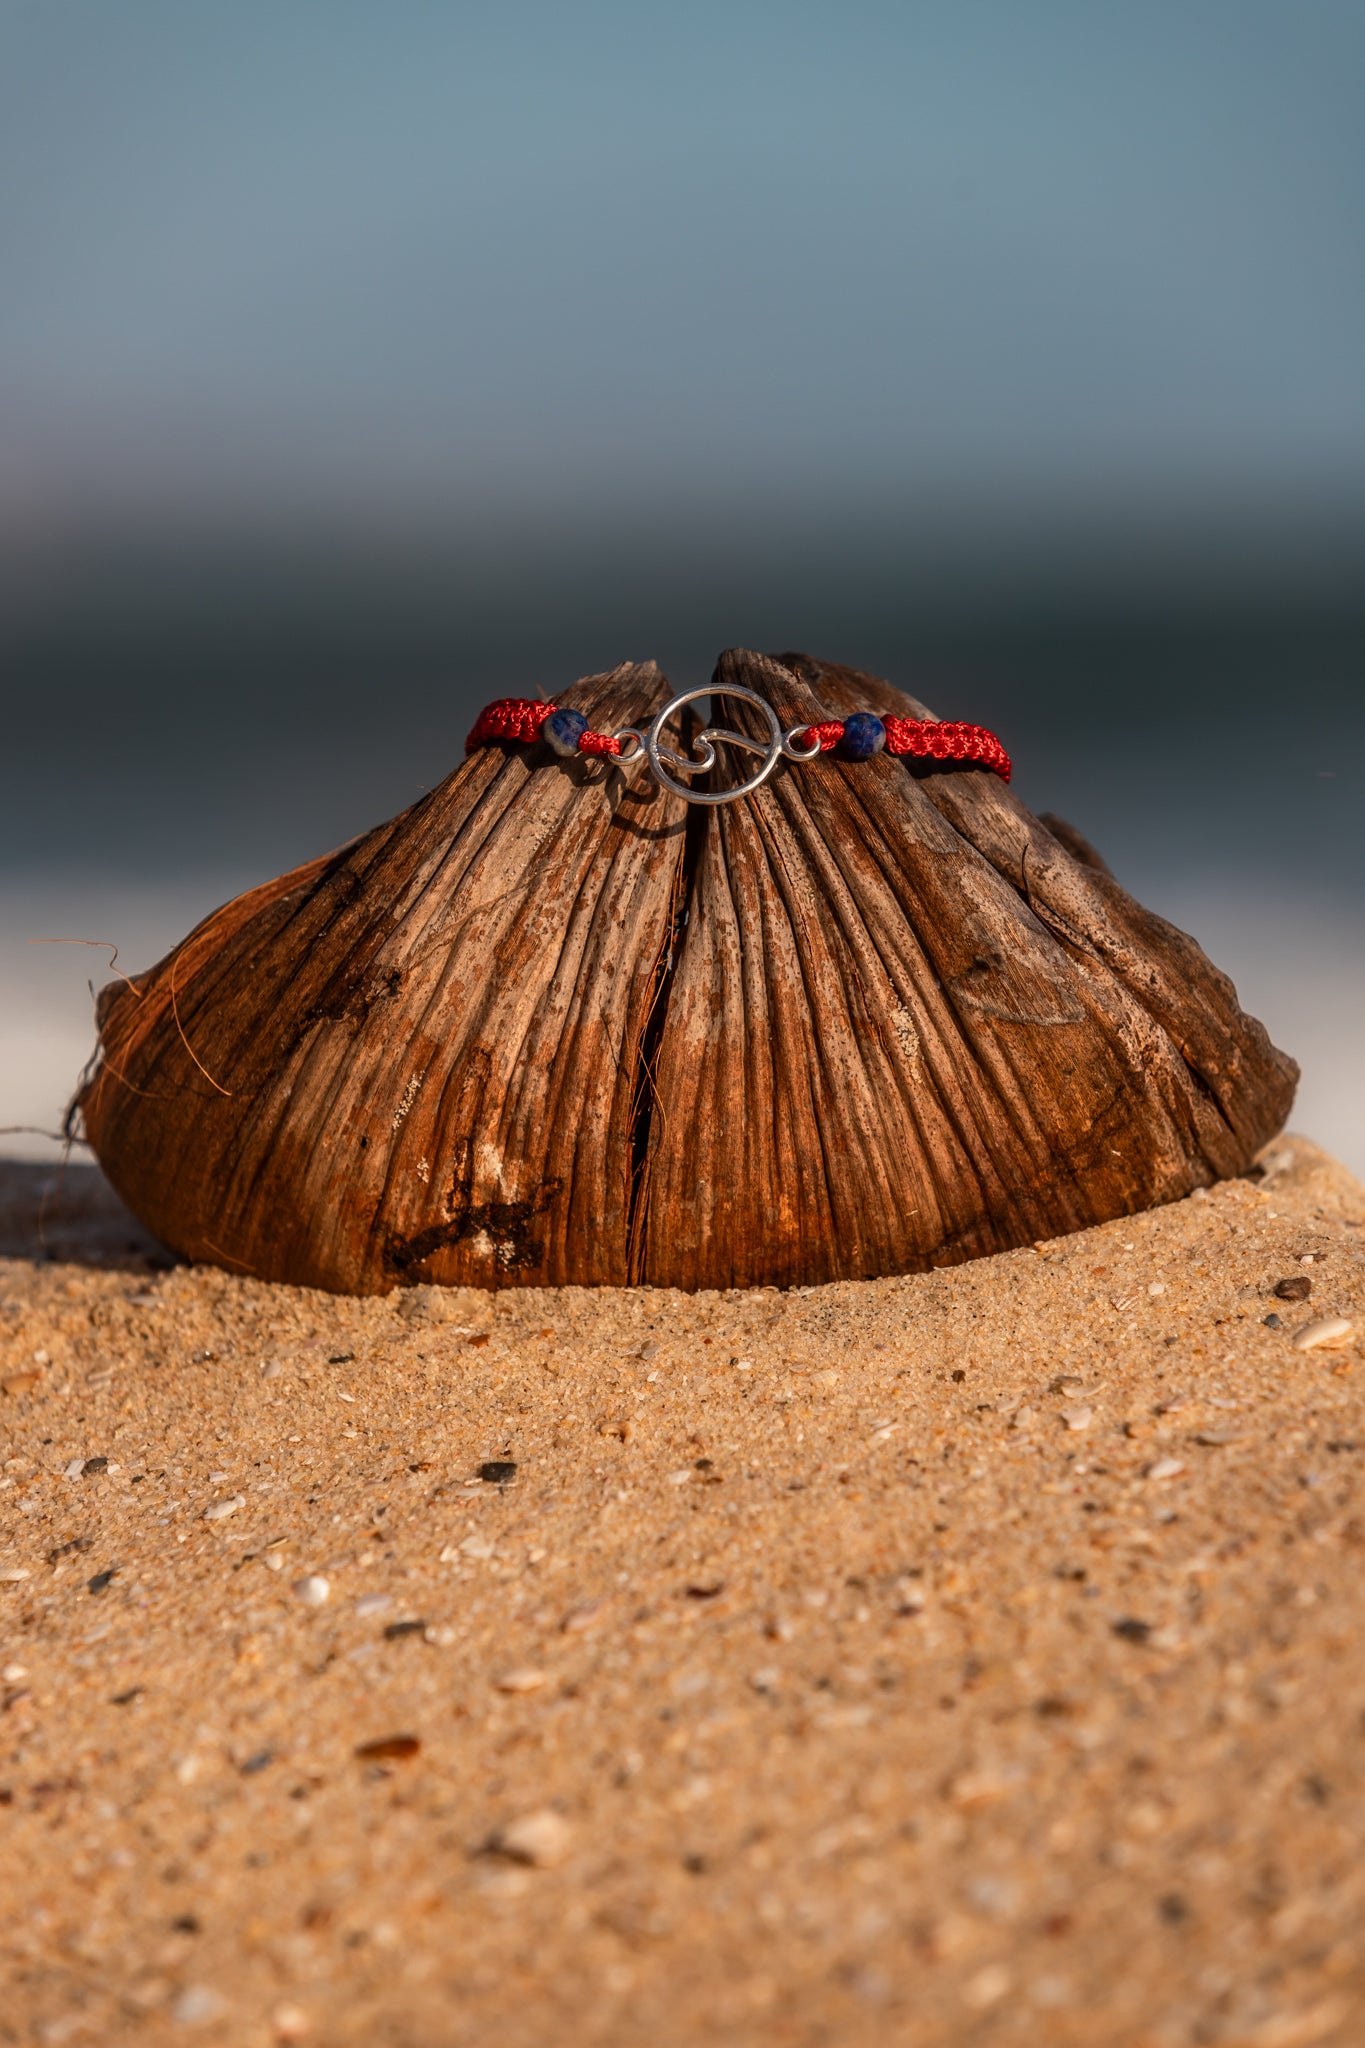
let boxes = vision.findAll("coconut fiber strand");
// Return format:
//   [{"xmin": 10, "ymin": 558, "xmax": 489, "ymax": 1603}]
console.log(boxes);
[{"xmin": 76, "ymin": 651, "xmax": 1296, "ymax": 1295}]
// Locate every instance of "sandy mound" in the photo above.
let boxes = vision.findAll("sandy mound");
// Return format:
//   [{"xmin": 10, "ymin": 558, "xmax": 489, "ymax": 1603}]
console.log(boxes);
[{"xmin": 1, "ymin": 1138, "xmax": 1362, "ymax": 2046}]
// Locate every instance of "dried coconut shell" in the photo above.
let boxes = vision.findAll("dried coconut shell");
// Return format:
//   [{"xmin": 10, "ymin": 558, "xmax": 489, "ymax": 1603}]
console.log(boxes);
[{"xmin": 76, "ymin": 650, "xmax": 1296, "ymax": 1294}]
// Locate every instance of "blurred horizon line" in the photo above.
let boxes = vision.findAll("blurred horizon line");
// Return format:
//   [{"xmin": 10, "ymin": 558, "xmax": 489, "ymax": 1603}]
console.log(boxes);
[{"xmin": 6, "ymin": 494, "xmax": 1365, "ymax": 668}]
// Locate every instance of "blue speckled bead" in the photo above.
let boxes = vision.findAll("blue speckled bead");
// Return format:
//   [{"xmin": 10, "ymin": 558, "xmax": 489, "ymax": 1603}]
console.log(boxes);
[
  {"xmin": 543, "ymin": 707, "xmax": 588, "ymax": 756},
  {"xmin": 840, "ymin": 712, "xmax": 886, "ymax": 760}
]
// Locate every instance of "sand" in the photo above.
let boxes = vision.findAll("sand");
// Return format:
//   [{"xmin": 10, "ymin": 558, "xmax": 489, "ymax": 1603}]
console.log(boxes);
[{"xmin": 1, "ymin": 1137, "xmax": 1363, "ymax": 2048}]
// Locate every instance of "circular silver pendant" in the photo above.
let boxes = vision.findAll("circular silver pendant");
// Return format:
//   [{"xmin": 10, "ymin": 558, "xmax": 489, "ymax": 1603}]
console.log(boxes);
[{"xmin": 615, "ymin": 685, "xmax": 822, "ymax": 807}]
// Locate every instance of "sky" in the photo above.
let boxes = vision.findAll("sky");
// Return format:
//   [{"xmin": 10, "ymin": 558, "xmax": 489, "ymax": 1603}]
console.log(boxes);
[{"xmin": 3, "ymin": 0, "xmax": 1364, "ymax": 587}]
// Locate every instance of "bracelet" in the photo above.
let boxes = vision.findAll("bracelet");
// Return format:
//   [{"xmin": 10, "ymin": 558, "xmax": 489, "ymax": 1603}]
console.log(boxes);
[{"xmin": 466, "ymin": 684, "xmax": 1010, "ymax": 806}]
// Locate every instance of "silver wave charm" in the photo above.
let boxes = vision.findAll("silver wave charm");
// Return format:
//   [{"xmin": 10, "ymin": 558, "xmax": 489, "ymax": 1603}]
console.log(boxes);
[{"xmin": 614, "ymin": 685, "xmax": 822, "ymax": 806}]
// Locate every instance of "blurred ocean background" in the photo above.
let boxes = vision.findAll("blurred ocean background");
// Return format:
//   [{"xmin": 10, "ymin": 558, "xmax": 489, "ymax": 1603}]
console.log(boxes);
[{"xmin": 3, "ymin": 2, "xmax": 1362, "ymax": 1176}]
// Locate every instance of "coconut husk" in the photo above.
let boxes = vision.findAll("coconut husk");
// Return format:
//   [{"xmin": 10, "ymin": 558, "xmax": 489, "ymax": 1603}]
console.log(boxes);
[{"xmin": 76, "ymin": 650, "xmax": 1296, "ymax": 1294}]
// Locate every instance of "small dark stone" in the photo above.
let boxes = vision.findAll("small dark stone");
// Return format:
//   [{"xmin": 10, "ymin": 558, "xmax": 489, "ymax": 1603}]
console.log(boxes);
[
  {"xmin": 328, "ymin": 1352, "xmax": 355, "ymax": 1364},
  {"xmin": 1326, "ymin": 1440, "xmax": 1359, "ymax": 1453},
  {"xmin": 110, "ymin": 1686, "xmax": 143, "ymax": 1706},
  {"xmin": 1112, "ymin": 1616, "xmax": 1153, "ymax": 1645},
  {"xmin": 479, "ymin": 1460, "xmax": 517, "ymax": 1485},
  {"xmin": 354, "ymin": 1733, "xmax": 421, "ymax": 1761},
  {"xmin": 1273, "ymin": 1275, "xmax": 1311, "ymax": 1301},
  {"xmin": 1263, "ymin": 1313, "xmax": 1283, "ymax": 1329},
  {"xmin": 682, "ymin": 1853, "xmax": 707, "ymax": 1875},
  {"xmin": 684, "ymin": 1583, "xmax": 724, "ymax": 1600},
  {"xmin": 240, "ymin": 1750, "xmax": 273, "ymax": 1774},
  {"xmin": 1158, "ymin": 1893, "xmax": 1190, "ymax": 1925},
  {"xmin": 171, "ymin": 1914, "xmax": 201, "ymax": 1934},
  {"xmin": 950, "ymin": 1369, "xmax": 966, "ymax": 1383},
  {"xmin": 693, "ymin": 1457, "xmax": 714, "ymax": 1472},
  {"xmin": 383, "ymin": 1619, "xmax": 427, "ymax": 1639},
  {"xmin": 87, "ymin": 1569, "xmax": 117, "ymax": 1595},
  {"xmin": 81, "ymin": 1456, "xmax": 109, "ymax": 1475}
]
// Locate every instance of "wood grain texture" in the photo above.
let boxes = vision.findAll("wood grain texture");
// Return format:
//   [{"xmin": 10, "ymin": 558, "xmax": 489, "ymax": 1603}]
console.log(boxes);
[
  {"xmin": 80, "ymin": 664, "xmax": 687, "ymax": 1291},
  {"xmin": 636, "ymin": 650, "xmax": 1296, "ymax": 1288},
  {"xmin": 796, "ymin": 651, "xmax": 1295, "ymax": 1181},
  {"xmin": 78, "ymin": 649, "xmax": 1296, "ymax": 1294}
]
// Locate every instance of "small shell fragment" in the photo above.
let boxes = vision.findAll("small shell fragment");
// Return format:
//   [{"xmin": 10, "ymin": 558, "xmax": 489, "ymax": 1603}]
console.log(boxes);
[
  {"xmin": 490, "ymin": 1807, "xmax": 573, "ymax": 1868},
  {"xmin": 292, "ymin": 1575, "xmax": 330, "ymax": 1607},
  {"xmin": 1146, "ymin": 1456, "xmax": 1185, "ymax": 1481},
  {"xmin": 495, "ymin": 1667, "xmax": 548, "ymax": 1694},
  {"xmin": 1059, "ymin": 1406, "xmax": 1093, "ymax": 1432},
  {"xmin": 560, "ymin": 1601, "xmax": 603, "ymax": 1635},
  {"xmin": 1292, "ymin": 1317, "xmax": 1353, "ymax": 1353},
  {"xmin": 203, "ymin": 1493, "xmax": 246, "ymax": 1521}
]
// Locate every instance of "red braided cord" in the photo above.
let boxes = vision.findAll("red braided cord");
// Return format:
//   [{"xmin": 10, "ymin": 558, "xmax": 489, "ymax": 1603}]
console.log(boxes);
[
  {"xmin": 884, "ymin": 717, "xmax": 1011, "ymax": 782},
  {"xmin": 791, "ymin": 715, "xmax": 1011, "ymax": 781},
  {"xmin": 464, "ymin": 697, "xmax": 623, "ymax": 757},
  {"xmin": 465, "ymin": 698, "xmax": 554, "ymax": 752},
  {"xmin": 577, "ymin": 729, "xmax": 622, "ymax": 757}
]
